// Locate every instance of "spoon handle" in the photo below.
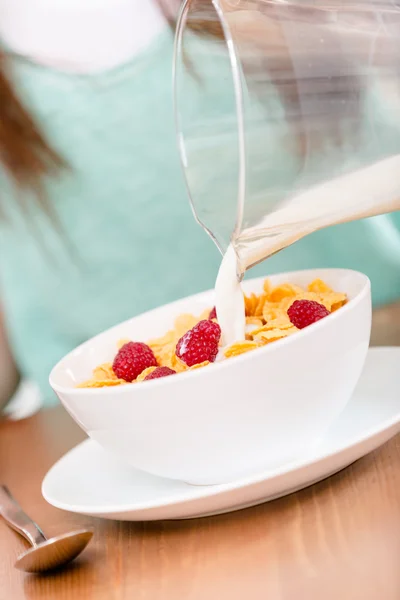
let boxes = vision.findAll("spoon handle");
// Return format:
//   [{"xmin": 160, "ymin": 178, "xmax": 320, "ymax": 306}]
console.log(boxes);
[{"xmin": 0, "ymin": 485, "xmax": 47, "ymax": 547}]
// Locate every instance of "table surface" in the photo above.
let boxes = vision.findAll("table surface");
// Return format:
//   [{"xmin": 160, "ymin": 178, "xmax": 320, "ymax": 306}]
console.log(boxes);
[{"xmin": 1, "ymin": 403, "xmax": 400, "ymax": 600}]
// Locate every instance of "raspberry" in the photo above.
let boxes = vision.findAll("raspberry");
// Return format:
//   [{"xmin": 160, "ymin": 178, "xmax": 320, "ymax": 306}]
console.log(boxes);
[
  {"xmin": 113, "ymin": 342, "xmax": 157, "ymax": 382},
  {"xmin": 288, "ymin": 299, "xmax": 330, "ymax": 329},
  {"xmin": 176, "ymin": 319, "xmax": 221, "ymax": 367},
  {"xmin": 208, "ymin": 307, "xmax": 217, "ymax": 320},
  {"xmin": 144, "ymin": 366, "xmax": 176, "ymax": 381}
]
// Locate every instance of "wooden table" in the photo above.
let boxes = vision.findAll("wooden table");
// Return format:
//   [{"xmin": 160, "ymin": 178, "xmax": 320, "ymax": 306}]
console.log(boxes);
[{"xmin": 1, "ymin": 406, "xmax": 400, "ymax": 600}]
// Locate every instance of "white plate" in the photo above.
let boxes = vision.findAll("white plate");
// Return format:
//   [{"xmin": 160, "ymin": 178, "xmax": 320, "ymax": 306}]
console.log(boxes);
[{"xmin": 43, "ymin": 348, "xmax": 400, "ymax": 521}]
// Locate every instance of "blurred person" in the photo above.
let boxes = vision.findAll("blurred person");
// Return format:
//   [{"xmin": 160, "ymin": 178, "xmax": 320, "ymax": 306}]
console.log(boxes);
[{"xmin": 1, "ymin": 0, "xmax": 400, "ymax": 413}]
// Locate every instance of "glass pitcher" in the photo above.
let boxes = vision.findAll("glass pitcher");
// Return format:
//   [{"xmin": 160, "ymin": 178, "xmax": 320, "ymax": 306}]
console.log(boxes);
[{"xmin": 173, "ymin": 0, "xmax": 400, "ymax": 275}]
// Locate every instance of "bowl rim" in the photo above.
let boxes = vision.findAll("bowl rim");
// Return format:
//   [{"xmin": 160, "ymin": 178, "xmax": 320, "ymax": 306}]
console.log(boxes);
[{"xmin": 49, "ymin": 268, "xmax": 371, "ymax": 396}]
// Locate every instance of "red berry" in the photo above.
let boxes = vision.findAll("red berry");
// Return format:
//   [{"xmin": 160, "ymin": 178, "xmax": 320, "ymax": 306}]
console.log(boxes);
[
  {"xmin": 208, "ymin": 307, "xmax": 217, "ymax": 320},
  {"xmin": 288, "ymin": 299, "xmax": 330, "ymax": 329},
  {"xmin": 176, "ymin": 319, "xmax": 221, "ymax": 367},
  {"xmin": 113, "ymin": 342, "xmax": 157, "ymax": 382},
  {"xmin": 144, "ymin": 366, "xmax": 176, "ymax": 381}
]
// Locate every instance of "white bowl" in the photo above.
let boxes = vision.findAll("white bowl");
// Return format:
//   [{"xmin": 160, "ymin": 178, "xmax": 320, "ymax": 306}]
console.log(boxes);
[{"xmin": 50, "ymin": 268, "xmax": 371, "ymax": 485}]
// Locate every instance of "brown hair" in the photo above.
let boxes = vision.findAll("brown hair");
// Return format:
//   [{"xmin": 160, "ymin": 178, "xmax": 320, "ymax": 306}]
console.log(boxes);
[{"xmin": 0, "ymin": 51, "xmax": 66, "ymax": 195}]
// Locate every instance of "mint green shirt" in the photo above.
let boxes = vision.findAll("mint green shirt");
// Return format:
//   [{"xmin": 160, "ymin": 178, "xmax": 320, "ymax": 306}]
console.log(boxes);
[{"xmin": 1, "ymin": 29, "xmax": 400, "ymax": 405}]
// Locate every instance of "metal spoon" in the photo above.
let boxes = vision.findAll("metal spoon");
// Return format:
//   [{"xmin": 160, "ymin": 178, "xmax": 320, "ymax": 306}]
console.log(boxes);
[{"xmin": 0, "ymin": 485, "xmax": 93, "ymax": 573}]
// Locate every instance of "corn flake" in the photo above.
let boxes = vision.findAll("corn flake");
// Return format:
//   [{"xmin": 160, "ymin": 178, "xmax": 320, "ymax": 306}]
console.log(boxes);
[
  {"xmin": 319, "ymin": 292, "xmax": 347, "ymax": 312},
  {"xmin": 269, "ymin": 283, "xmax": 305, "ymax": 303},
  {"xmin": 77, "ymin": 378, "xmax": 127, "ymax": 388},
  {"xmin": 224, "ymin": 341, "xmax": 259, "ymax": 358},
  {"xmin": 244, "ymin": 293, "xmax": 259, "ymax": 317},
  {"xmin": 254, "ymin": 293, "xmax": 269, "ymax": 317},
  {"xmin": 308, "ymin": 278, "xmax": 333, "ymax": 294},
  {"xmin": 262, "ymin": 305, "xmax": 291, "ymax": 324},
  {"xmin": 246, "ymin": 316, "xmax": 264, "ymax": 327},
  {"xmin": 254, "ymin": 327, "xmax": 298, "ymax": 345},
  {"xmin": 93, "ymin": 363, "xmax": 117, "ymax": 381},
  {"xmin": 174, "ymin": 314, "xmax": 199, "ymax": 338},
  {"xmin": 170, "ymin": 353, "xmax": 189, "ymax": 373},
  {"xmin": 190, "ymin": 361, "xmax": 210, "ymax": 370},
  {"xmin": 263, "ymin": 278, "xmax": 272, "ymax": 296}
]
